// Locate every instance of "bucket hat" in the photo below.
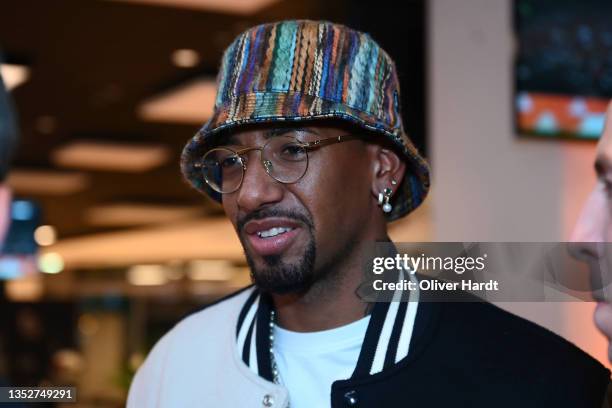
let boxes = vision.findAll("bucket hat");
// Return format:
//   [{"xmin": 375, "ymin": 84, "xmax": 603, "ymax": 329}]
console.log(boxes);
[{"xmin": 181, "ymin": 19, "xmax": 430, "ymax": 221}]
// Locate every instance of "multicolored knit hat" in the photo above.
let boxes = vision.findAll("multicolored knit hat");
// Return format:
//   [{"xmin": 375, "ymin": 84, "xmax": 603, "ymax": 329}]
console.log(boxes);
[{"xmin": 181, "ymin": 20, "xmax": 430, "ymax": 221}]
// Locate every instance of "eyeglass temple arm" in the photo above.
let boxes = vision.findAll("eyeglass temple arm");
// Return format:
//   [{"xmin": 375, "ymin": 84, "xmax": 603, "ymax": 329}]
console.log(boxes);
[
  {"xmin": 233, "ymin": 146, "xmax": 263, "ymax": 156},
  {"xmin": 303, "ymin": 134, "xmax": 359, "ymax": 150}
]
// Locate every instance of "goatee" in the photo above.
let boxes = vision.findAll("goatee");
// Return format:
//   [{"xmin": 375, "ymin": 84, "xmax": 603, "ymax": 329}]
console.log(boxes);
[{"xmin": 246, "ymin": 238, "xmax": 316, "ymax": 294}]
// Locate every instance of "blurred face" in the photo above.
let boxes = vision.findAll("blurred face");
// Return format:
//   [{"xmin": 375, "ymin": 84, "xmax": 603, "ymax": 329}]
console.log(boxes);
[
  {"xmin": 0, "ymin": 184, "xmax": 11, "ymax": 246},
  {"xmin": 570, "ymin": 103, "xmax": 612, "ymax": 301},
  {"xmin": 219, "ymin": 122, "xmax": 375, "ymax": 294},
  {"xmin": 570, "ymin": 102, "xmax": 612, "ymax": 360}
]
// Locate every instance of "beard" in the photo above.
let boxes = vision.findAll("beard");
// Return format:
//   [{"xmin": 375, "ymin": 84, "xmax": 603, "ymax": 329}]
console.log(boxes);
[
  {"xmin": 246, "ymin": 235, "xmax": 316, "ymax": 294},
  {"xmin": 237, "ymin": 207, "xmax": 317, "ymax": 295}
]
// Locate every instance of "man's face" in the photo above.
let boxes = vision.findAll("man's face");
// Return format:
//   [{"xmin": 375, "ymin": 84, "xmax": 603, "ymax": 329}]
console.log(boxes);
[
  {"xmin": 570, "ymin": 102, "xmax": 612, "ymax": 361},
  {"xmin": 570, "ymin": 103, "xmax": 612, "ymax": 300},
  {"xmin": 219, "ymin": 122, "xmax": 376, "ymax": 294}
]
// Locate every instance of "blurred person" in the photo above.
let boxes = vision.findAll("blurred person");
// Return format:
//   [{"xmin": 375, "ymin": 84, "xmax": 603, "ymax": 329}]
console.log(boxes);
[
  {"xmin": 45, "ymin": 349, "xmax": 84, "ymax": 387},
  {"xmin": 128, "ymin": 20, "xmax": 610, "ymax": 407},
  {"xmin": 0, "ymin": 55, "xmax": 27, "ymax": 408},
  {"xmin": 571, "ymin": 102, "xmax": 612, "ymax": 364},
  {"xmin": 9, "ymin": 307, "xmax": 50, "ymax": 387},
  {"xmin": 0, "ymin": 58, "xmax": 18, "ymax": 245}
]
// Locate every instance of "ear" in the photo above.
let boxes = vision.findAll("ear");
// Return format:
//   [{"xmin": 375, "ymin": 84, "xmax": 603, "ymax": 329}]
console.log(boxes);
[{"xmin": 369, "ymin": 145, "xmax": 406, "ymax": 202}]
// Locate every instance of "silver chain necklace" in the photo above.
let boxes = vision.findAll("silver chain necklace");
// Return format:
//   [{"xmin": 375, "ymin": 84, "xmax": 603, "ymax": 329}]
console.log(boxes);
[
  {"xmin": 269, "ymin": 310, "xmax": 291, "ymax": 407},
  {"xmin": 269, "ymin": 309, "xmax": 282, "ymax": 385}
]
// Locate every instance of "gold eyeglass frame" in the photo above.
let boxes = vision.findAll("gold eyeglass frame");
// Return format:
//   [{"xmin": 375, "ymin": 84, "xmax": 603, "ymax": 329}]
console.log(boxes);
[{"xmin": 196, "ymin": 133, "xmax": 359, "ymax": 194}]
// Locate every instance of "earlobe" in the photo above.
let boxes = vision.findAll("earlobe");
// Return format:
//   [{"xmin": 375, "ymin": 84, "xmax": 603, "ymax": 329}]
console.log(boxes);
[{"xmin": 377, "ymin": 187, "xmax": 394, "ymax": 213}]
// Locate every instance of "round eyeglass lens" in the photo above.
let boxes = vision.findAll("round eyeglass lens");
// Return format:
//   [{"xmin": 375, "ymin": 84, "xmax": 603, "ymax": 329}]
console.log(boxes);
[
  {"xmin": 201, "ymin": 147, "xmax": 244, "ymax": 193},
  {"xmin": 262, "ymin": 135, "xmax": 309, "ymax": 183}
]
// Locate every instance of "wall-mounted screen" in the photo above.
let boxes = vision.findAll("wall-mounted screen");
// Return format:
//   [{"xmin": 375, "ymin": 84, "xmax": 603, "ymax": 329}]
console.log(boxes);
[{"xmin": 515, "ymin": 0, "xmax": 612, "ymax": 139}]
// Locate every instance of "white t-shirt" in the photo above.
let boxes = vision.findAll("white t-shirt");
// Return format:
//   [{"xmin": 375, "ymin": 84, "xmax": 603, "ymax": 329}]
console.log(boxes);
[{"xmin": 272, "ymin": 315, "xmax": 371, "ymax": 408}]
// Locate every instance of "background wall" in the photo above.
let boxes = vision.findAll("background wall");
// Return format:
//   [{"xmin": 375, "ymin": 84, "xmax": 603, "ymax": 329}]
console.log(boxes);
[{"xmin": 429, "ymin": 0, "xmax": 608, "ymax": 366}]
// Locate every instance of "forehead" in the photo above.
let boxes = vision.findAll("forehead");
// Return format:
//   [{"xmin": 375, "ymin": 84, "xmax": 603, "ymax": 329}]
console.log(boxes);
[{"xmin": 217, "ymin": 119, "xmax": 360, "ymax": 145}]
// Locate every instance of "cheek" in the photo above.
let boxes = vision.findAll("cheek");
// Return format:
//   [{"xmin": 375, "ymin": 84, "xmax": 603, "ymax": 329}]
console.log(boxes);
[
  {"xmin": 605, "ymin": 210, "xmax": 612, "ymax": 242},
  {"xmin": 221, "ymin": 196, "xmax": 239, "ymax": 227},
  {"xmin": 294, "ymin": 152, "xmax": 371, "ymax": 239},
  {"xmin": 572, "ymin": 188, "xmax": 611, "ymax": 242}
]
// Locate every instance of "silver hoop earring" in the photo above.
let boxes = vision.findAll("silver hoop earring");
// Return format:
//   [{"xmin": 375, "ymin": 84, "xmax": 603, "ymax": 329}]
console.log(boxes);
[{"xmin": 378, "ymin": 187, "xmax": 393, "ymax": 213}]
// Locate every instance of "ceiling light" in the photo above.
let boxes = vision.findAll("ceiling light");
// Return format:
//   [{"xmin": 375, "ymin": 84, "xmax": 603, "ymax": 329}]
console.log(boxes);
[
  {"xmin": 85, "ymin": 203, "xmax": 202, "ymax": 227},
  {"xmin": 0, "ymin": 64, "xmax": 30, "ymax": 91},
  {"xmin": 0, "ymin": 257, "xmax": 24, "ymax": 280},
  {"xmin": 5, "ymin": 275, "xmax": 43, "ymax": 301},
  {"xmin": 11, "ymin": 200, "xmax": 35, "ymax": 221},
  {"xmin": 127, "ymin": 264, "xmax": 168, "ymax": 286},
  {"xmin": 138, "ymin": 78, "xmax": 216, "ymax": 124},
  {"xmin": 52, "ymin": 141, "xmax": 170, "ymax": 172},
  {"xmin": 7, "ymin": 169, "xmax": 89, "ymax": 195},
  {"xmin": 171, "ymin": 49, "xmax": 200, "ymax": 68},
  {"xmin": 34, "ymin": 225, "xmax": 57, "ymax": 246},
  {"xmin": 48, "ymin": 218, "xmax": 243, "ymax": 269},
  {"xmin": 188, "ymin": 260, "xmax": 234, "ymax": 281},
  {"xmin": 106, "ymin": 0, "xmax": 280, "ymax": 15},
  {"xmin": 38, "ymin": 252, "xmax": 64, "ymax": 274}
]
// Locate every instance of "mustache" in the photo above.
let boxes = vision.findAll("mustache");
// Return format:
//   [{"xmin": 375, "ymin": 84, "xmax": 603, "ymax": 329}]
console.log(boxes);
[{"xmin": 237, "ymin": 207, "xmax": 314, "ymax": 234}]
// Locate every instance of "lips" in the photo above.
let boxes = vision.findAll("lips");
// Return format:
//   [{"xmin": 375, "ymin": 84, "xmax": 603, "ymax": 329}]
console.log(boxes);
[{"xmin": 243, "ymin": 218, "xmax": 302, "ymax": 256}]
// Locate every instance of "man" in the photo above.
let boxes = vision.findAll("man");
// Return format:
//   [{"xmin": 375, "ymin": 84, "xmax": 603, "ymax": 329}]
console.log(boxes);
[
  {"xmin": 128, "ymin": 20, "xmax": 610, "ymax": 407},
  {"xmin": 0, "ymin": 62, "xmax": 18, "ymax": 244},
  {"xmin": 571, "ymin": 102, "xmax": 612, "ymax": 363}
]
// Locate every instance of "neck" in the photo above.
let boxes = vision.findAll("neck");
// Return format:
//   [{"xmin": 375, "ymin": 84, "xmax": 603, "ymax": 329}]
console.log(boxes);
[{"xmin": 271, "ymin": 226, "xmax": 394, "ymax": 332}]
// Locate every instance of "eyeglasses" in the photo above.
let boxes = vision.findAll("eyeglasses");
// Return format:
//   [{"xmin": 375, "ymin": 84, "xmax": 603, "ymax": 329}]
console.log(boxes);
[{"xmin": 196, "ymin": 134, "xmax": 358, "ymax": 194}]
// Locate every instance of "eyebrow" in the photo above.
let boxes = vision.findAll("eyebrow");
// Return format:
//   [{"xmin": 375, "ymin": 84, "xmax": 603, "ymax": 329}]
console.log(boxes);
[
  {"xmin": 225, "ymin": 127, "xmax": 320, "ymax": 145},
  {"xmin": 266, "ymin": 127, "xmax": 320, "ymax": 137}
]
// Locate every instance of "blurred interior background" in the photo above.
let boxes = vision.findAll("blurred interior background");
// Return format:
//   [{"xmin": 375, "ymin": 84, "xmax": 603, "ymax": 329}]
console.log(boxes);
[{"xmin": 0, "ymin": 0, "xmax": 611, "ymax": 406}]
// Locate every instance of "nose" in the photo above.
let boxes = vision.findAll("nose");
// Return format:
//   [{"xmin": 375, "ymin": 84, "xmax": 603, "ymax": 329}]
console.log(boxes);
[
  {"xmin": 235, "ymin": 151, "xmax": 284, "ymax": 213},
  {"xmin": 568, "ymin": 189, "xmax": 607, "ymax": 262}
]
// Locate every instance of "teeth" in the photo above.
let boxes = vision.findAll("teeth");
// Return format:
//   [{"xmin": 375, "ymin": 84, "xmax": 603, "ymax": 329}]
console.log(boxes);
[{"xmin": 257, "ymin": 227, "xmax": 293, "ymax": 238}]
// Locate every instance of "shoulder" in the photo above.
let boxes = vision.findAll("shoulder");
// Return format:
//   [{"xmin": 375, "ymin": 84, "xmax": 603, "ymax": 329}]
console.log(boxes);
[
  {"xmin": 180, "ymin": 284, "xmax": 256, "ymax": 327},
  {"xmin": 127, "ymin": 285, "xmax": 256, "ymax": 407},
  {"xmin": 165, "ymin": 284, "xmax": 255, "ymax": 344},
  {"xmin": 445, "ymin": 298, "xmax": 597, "ymax": 361},
  {"xmin": 436, "ymin": 296, "xmax": 610, "ymax": 403}
]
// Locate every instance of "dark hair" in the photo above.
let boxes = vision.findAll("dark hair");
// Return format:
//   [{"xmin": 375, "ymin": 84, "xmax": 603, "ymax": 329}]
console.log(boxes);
[{"xmin": 0, "ymin": 71, "xmax": 18, "ymax": 182}]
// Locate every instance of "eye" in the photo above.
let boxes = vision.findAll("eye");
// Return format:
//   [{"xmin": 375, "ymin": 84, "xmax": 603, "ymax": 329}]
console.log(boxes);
[
  {"xmin": 220, "ymin": 155, "xmax": 241, "ymax": 168},
  {"xmin": 279, "ymin": 143, "xmax": 306, "ymax": 160}
]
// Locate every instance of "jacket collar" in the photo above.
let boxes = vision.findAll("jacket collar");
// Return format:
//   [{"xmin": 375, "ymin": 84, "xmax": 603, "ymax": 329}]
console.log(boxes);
[{"xmin": 235, "ymin": 269, "xmax": 420, "ymax": 381}]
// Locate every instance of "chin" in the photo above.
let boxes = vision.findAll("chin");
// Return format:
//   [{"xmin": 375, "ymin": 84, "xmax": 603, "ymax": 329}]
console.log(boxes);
[{"xmin": 246, "ymin": 240, "xmax": 316, "ymax": 295}]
